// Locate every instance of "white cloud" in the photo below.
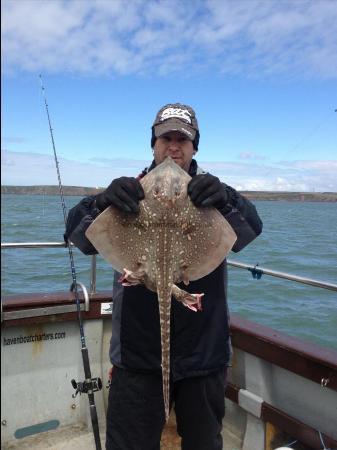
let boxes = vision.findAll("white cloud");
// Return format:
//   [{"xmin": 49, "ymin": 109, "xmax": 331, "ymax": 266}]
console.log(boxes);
[
  {"xmin": 2, "ymin": 0, "xmax": 337, "ymax": 78},
  {"xmin": 2, "ymin": 136, "xmax": 28, "ymax": 144},
  {"xmin": 279, "ymin": 160, "xmax": 337, "ymax": 171},
  {"xmin": 238, "ymin": 151, "xmax": 266, "ymax": 160},
  {"xmin": 2, "ymin": 150, "xmax": 337, "ymax": 192},
  {"xmin": 1, "ymin": 150, "xmax": 149, "ymax": 187}
]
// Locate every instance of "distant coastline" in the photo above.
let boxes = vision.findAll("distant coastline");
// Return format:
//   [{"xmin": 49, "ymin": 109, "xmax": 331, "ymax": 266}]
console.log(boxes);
[{"xmin": 1, "ymin": 185, "xmax": 336, "ymax": 202}]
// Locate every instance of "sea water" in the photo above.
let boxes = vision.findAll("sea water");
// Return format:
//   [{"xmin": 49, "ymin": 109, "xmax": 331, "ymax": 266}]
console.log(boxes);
[{"xmin": 1, "ymin": 194, "xmax": 337, "ymax": 350}]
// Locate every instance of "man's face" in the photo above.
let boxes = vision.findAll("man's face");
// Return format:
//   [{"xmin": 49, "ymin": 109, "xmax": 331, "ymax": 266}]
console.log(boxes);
[{"xmin": 153, "ymin": 131, "xmax": 195, "ymax": 172}]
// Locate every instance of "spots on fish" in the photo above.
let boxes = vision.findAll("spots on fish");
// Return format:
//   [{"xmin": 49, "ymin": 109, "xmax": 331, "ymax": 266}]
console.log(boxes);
[{"xmin": 85, "ymin": 157, "xmax": 237, "ymax": 421}]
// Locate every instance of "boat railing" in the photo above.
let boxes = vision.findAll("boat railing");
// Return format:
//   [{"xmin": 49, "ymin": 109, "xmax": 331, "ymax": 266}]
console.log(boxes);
[
  {"xmin": 2, "ymin": 241, "xmax": 337, "ymax": 294},
  {"xmin": 1, "ymin": 242, "xmax": 98, "ymax": 295}
]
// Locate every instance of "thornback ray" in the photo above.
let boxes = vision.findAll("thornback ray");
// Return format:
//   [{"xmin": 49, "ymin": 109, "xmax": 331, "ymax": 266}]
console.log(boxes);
[{"xmin": 85, "ymin": 157, "xmax": 237, "ymax": 421}]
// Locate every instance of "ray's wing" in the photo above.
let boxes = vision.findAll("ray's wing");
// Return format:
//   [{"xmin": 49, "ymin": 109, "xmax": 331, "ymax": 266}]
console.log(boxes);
[
  {"xmin": 176, "ymin": 202, "xmax": 237, "ymax": 281},
  {"xmin": 85, "ymin": 206, "xmax": 150, "ymax": 274}
]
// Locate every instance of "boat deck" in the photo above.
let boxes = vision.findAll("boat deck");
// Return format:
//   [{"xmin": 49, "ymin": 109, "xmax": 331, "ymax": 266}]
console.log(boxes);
[
  {"xmin": 2, "ymin": 419, "xmax": 242, "ymax": 450},
  {"xmin": 2, "ymin": 292, "xmax": 337, "ymax": 450}
]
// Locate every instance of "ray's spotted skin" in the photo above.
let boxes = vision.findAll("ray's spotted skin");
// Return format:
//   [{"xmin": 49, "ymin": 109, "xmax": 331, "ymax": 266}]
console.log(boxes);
[{"xmin": 86, "ymin": 157, "xmax": 237, "ymax": 421}]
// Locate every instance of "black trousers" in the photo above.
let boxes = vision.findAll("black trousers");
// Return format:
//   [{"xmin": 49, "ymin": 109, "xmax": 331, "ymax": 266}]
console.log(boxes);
[{"xmin": 106, "ymin": 367, "xmax": 227, "ymax": 450}]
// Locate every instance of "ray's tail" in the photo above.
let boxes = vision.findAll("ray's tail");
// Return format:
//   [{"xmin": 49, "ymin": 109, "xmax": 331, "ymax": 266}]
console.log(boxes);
[
  {"xmin": 157, "ymin": 283, "xmax": 172, "ymax": 422},
  {"xmin": 156, "ymin": 231, "xmax": 173, "ymax": 422}
]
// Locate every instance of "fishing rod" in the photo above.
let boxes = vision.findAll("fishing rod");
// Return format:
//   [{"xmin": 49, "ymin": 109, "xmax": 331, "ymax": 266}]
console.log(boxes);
[{"xmin": 39, "ymin": 75, "xmax": 102, "ymax": 450}]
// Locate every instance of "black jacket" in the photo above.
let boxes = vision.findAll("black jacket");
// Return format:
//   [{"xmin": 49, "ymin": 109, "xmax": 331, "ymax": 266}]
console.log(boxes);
[{"xmin": 65, "ymin": 160, "xmax": 263, "ymax": 381}]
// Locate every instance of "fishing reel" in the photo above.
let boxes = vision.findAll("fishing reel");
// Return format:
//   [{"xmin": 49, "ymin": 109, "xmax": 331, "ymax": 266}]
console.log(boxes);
[{"xmin": 71, "ymin": 377, "xmax": 102, "ymax": 398}]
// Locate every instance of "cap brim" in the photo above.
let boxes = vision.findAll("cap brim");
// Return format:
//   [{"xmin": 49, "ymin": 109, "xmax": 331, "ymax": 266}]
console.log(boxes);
[{"xmin": 154, "ymin": 118, "xmax": 196, "ymax": 140}]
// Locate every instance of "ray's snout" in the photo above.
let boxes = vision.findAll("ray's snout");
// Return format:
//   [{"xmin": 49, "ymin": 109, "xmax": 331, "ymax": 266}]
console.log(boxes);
[{"xmin": 152, "ymin": 177, "xmax": 184, "ymax": 208}]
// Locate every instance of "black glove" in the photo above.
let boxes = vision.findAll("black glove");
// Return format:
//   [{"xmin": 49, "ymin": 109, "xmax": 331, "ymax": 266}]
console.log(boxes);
[
  {"xmin": 95, "ymin": 177, "xmax": 145, "ymax": 213},
  {"xmin": 188, "ymin": 174, "xmax": 229, "ymax": 208}
]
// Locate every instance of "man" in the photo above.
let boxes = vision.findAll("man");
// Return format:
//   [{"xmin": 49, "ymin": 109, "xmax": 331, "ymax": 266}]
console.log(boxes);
[{"xmin": 65, "ymin": 103, "xmax": 263, "ymax": 450}]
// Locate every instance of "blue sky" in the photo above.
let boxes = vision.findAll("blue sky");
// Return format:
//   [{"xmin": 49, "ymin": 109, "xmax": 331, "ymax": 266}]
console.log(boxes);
[{"xmin": 2, "ymin": 0, "xmax": 337, "ymax": 191}]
